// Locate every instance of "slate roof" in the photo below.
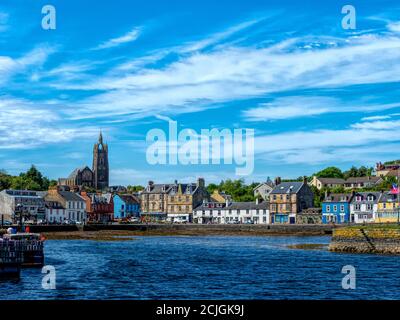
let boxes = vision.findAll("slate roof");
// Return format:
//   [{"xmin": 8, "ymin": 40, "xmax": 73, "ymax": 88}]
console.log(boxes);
[
  {"xmin": 143, "ymin": 182, "xmax": 200, "ymax": 195},
  {"xmin": 379, "ymin": 192, "xmax": 399, "ymax": 203},
  {"xmin": 351, "ymin": 192, "xmax": 382, "ymax": 204},
  {"xmin": 67, "ymin": 166, "xmax": 92, "ymax": 179},
  {"xmin": 168, "ymin": 183, "xmax": 199, "ymax": 195},
  {"xmin": 254, "ymin": 182, "xmax": 275, "ymax": 191},
  {"xmin": 142, "ymin": 184, "xmax": 174, "ymax": 194},
  {"xmin": 317, "ymin": 178, "xmax": 346, "ymax": 184},
  {"xmin": 270, "ymin": 182, "xmax": 305, "ymax": 194},
  {"xmin": 118, "ymin": 194, "xmax": 140, "ymax": 204},
  {"xmin": 345, "ymin": 176, "xmax": 381, "ymax": 183},
  {"xmin": 324, "ymin": 193, "xmax": 354, "ymax": 203},
  {"xmin": 227, "ymin": 201, "xmax": 269, "ymax": 210},
  {"xmin": 2, "ymin": 190, "xmax": 42, "ymax": 198},
  {"xmin": 58, "ymin": 191, "xmax": 85, "ymax": 202}
]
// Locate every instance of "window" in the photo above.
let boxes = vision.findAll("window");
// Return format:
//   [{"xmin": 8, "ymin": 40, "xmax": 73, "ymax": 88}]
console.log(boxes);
[
  {"xmin": 367, "ymin": 204, "xmax": 373, "ymax": 210},
  {"xmin": 326, "ymin": 205, "xmax": 331, "ymax": 212},
  {"xmin": 333, "ymin": 205, "xmax": 337, "ymax": 212},
  {"xmin": 340, "ymin": 205, "xmax": 345, "ymax": 212},
  {"xmin": 355, "ymin": 204, "xmax": 361, "ymax": 211}
]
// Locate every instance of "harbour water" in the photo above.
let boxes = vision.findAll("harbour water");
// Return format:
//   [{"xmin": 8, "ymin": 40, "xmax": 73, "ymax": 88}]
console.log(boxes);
[{"xmin": 1, "ymin": 235, "xmax": 400, "ymax": 300}]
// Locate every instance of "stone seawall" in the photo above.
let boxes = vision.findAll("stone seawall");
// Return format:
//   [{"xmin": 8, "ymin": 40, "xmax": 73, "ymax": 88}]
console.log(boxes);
[
  {"xmin": 82, "ymin": 223, "xmax": 334, "ymax": 235},
  {"xmin": 329, "ymin": 227, "xmax": 400, "ymax": 254}
]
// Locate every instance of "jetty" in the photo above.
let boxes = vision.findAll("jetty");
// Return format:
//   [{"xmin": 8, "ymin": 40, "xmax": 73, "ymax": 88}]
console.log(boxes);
[
  {"xmin": 0, "ymin": 239, "xmax": 24, "ymax": 278},
  {"xmin": 3, "ymin": 233, "xmax": 44, "ymax": 267},
  {"xmin": 0, "ymin": 231, "xmax": 45, "ymax": 278}
]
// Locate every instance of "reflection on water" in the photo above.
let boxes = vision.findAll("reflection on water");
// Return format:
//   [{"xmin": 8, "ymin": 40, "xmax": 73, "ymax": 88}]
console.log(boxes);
[{"xmin": 1, "ymin": 235, "xmax": 399, "ymax": 300}]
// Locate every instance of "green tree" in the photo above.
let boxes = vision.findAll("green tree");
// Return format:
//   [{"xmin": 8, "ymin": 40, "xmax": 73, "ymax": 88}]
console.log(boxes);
[
  {"xmin": 314, "ymin": 166, "xmax": 344, "ymax": 179},
  {"xmin": 215, "ymin": 179, "xmax": 258, "ymax": 202},
  {"xmin": 0, "ymin": 170, "xmax": 12, "ymax": 191},
  {"xmin": 127, "ymin": 185, "xmax": 145, "ymax": 193},
  {"xmin": 206, "ymin": 183, "xmax": 218, "ymax": 194}
]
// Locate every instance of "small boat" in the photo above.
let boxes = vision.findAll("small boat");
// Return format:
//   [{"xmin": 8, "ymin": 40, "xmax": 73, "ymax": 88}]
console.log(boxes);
[
  {"xmin": 0, "ymin": 239, "xmax": 23, "ymax": 279},
  {"xmin": 2, "ymin": 233, "xmax": 45, "ymax": 268}
]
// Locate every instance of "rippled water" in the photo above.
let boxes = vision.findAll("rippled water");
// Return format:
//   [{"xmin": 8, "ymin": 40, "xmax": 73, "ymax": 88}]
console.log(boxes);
[{"xmin": 1, "ymin": 236, "xmax": 400, "ymax": 300}]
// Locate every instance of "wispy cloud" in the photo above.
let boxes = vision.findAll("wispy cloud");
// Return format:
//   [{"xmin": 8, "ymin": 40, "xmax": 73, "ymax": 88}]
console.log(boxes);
[
  {"xmin": 0, "ymin": 96, "xmax": 98, "ymax": 149},
  {"xmin": 388, "ymin": 21, "xmax": 400, "ymax": 33},
  {"xmin": 92, "ymin": 27, "xmax": 141, "ymax": 50},
  {"xmin": 180, "ymin": 18, "xmax": 263, "ymax": 53},
  {"xmin": 0, "ymin": 45, "xmax": 55, "ymax": 85},
  {"xmin": 361, "ymin": 115, "xmax": 391, "ymax": 121},
  {"xmin": 48, "ymin": 32, "xmax": 400, "ymax": 121},
  {"xmin": 243, "ymin": 97, "xmax": 400, "ymax": 122},
  {"xmin": 254, "ymin": 118, "xmax": 400, "ymax": 165}
]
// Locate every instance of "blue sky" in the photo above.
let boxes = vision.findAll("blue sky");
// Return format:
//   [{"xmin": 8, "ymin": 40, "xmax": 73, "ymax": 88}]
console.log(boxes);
[{"xmin": 1, "ymin": 0, "xmax": 400, "ymax": 185}]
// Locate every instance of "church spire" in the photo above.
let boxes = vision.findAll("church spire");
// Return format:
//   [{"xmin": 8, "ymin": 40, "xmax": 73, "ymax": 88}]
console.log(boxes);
[{"xmin": 98, "ymin": 130, "xmax": 103, "ymax": 145}]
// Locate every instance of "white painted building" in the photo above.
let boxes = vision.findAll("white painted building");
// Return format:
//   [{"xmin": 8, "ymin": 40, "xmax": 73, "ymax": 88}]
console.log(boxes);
[
  {"xmin": 45, "ymin": 200, "xmax": 67, "ymax": 223},
  {"xmin": 193, "ymin": 201, "xmax": 270, "ymax": 224},
  {"xmin": 253, "ymin": 181, "xmax": 274, "ymax": 201},
  {"xmin": 59, "ymin": 191, "xmax": 87, "ymax": 223},
  {"xmin": 45, "ymin": 189, "xmax": 87, "ymax": 223},
  {"xmin": 0, "ymin": 190, "xmax": 46, "ymax": 223},
  {"xmin": 350, "ymin": 192, "xmax": 382, "ymax": 223}
]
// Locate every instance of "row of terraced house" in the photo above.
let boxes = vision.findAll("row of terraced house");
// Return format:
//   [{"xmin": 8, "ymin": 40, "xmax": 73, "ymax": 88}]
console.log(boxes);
[
  {"xmin": 0, "ymin": 186, "xmax": 140, "ymax": 224},
  {"xmin": 1, "ymin": 169, "xmax": 398, "ymax": 225}
]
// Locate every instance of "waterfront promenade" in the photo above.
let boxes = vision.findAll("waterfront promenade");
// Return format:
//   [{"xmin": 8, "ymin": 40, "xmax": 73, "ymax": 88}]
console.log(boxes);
[{"xmin": 4, "ymin": 223, "xmax": 336, "ymax": 240}]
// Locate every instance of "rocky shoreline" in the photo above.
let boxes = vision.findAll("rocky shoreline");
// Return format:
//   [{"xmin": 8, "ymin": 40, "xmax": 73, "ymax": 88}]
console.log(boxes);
[{"xmin": 329, "ymin": 226, "xmax": 400, "ymax": 255}]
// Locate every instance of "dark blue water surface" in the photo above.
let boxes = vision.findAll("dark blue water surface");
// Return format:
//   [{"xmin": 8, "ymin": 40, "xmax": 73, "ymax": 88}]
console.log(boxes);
[{"xmin": 1, "ymin": 236, "xmax": 400, "ymax": 300}]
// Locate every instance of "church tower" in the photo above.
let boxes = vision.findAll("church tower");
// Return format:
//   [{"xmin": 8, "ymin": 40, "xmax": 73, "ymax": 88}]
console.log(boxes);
[{"xmin": 92, "ymin": 131, "xmax": 109, "ymax": 190}]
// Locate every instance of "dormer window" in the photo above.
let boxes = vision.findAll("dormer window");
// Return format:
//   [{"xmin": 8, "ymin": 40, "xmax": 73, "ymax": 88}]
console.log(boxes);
[
  {"xmin": 356, "ymin": 196, "xmax": 362, "ymax": 202},
  {"xmin": 367, "ymin": 195, "xmax": 374, "ymax": 201}
]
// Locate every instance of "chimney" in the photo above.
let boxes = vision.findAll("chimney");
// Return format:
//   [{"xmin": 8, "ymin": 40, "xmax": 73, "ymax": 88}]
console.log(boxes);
[
  {"xmin": 303, "ymin": 176, "xmax": 308, "ymax": 185},
  {"xmin": 256, "ymin": 197, "xmax": 259, "ymax": 205},
  {"xmin": 274, "ymin": 177, "xmax": 281, "ymax": 186}
]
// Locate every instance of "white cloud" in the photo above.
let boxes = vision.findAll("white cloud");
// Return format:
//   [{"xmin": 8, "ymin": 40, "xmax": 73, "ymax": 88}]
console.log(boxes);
[
  {"xmin": 244, "ymin": 97, "xmax": 400, "ymax": 122},
  {"xmin": 388, "ymin": 21, "xmax": 400, "ymax": 33},
  {"xmin": 0, "ymin": 46, "xmax": 55, "ymax": 85},
  {"xmin": 361, "ymin": 115, "xmax": 391, "ymax": 122},
  {"xmin": 180, "ymin": 18, "xmax": 262, "ymax": 53},
  {"xmin": 93, "ymin": 27, "xmax": 141, "ymax": 50},
  {"xmin": 253, "ymin": 118, "xmax": 400, "ymax": 165},
  {"xmin": 243, "ymin": 96, "xmax": 334, "ymax": 121},
  {"xmin": 351, "ymin": 119, "xmax": 400, "ymax": 130},
  {"xmin": 0, "ymin": 97, "xmax": 98, "ymax": 149},
  {"xmin": 47, "ymin": 33, "xmax": 400, "ymax": 121}
]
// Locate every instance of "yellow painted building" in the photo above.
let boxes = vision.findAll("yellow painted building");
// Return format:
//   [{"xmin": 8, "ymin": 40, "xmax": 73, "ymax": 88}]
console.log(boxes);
[{"xmin": 376, "ymin": 192, "xmax": 400, "ymax": 223}]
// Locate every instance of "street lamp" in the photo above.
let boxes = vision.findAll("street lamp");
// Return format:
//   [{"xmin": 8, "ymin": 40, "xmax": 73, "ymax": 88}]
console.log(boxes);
[{"xmin": 16, "ymin": 203, "xmax": 23, "ymax": 231}]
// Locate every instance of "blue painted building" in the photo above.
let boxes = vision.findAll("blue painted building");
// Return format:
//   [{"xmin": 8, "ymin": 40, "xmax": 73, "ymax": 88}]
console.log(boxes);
[
  {"xmin": 322, "ymin": 193, "xmax": 354, "ymax": 224},
  {"xmin": 113, "ymin": 194, "xmax": 140, "ymax": 219}
]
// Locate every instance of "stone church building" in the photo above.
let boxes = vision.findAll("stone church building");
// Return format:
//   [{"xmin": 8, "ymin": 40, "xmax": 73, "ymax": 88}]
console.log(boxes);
[{"xmin": 58, "ymin": 132, "xmax": 109, "ymax": 190}]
